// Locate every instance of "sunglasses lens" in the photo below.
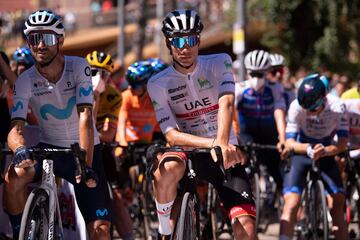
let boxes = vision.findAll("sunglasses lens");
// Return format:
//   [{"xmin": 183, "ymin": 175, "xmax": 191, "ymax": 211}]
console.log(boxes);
[
  {"xmin": 171, "ymin": 35, "xmax": 199, "ymax": 48},
  {"xmin": 91, "ymin": 69, "xmax": 99, "ymax": 77},
  {"xmin": 249, "ymin": 72, "xmax": 264, "ymax": 78},
  {"xmin": 308, "ymin": 98, "xmax": 324, "ymax": 112},
  {"xmin": 27, "ymin": 33, "xmax": 58, "ymax": 47}
]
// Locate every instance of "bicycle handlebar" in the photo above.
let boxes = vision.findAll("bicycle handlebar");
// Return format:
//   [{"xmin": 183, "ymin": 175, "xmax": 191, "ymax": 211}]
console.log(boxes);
[
  {"xmin": 1, "ymin": 143, "xmax": 87, "ymax": 184},
  {"xmin": 238, "ymin": 142, "xmax": 278, "ymax": 151},
  {"xmin": 151, "ymin": 146, "xmax": 228, "ymax": 182}
]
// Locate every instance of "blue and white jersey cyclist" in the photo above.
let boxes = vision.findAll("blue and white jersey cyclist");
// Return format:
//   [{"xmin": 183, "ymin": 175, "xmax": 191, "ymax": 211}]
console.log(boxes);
[
  {"xmin": 279, "ymin": 73, "xmax": 349, "ymax": 240},
  {"xmin": 235, "ymin": 49, "xmax": 287, "ymax": 189},
  {"xmin": 147, "ymin": 9, "xmax": 256, "ymax": 240},
  {"xmin": 6, "ymin": 10, "xmax": 111, "ymax": 240}
]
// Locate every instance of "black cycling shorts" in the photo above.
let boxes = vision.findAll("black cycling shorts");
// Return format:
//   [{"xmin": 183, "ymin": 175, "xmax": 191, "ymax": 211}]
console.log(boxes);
[
  {"xmin": 156, "ymin": 151, "xmax": 256, "ymax": 220},
  {"xmin": 33, "ymin": 143, "xmax": 112, "ymax": 224}
]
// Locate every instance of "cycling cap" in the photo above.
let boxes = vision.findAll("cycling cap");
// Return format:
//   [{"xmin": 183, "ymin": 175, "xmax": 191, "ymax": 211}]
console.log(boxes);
[
  {"xmin": 126, "ymin": 61, "xmax": 154, "ymax": 88},
  {"xmin": 269, "ymin": 53, "xmax": 285, "ymax": 67},
  {"xmin": 86, "ymin": 51, "xmax": 114, "ymax": 73},
  {"xmin": 244, "ymin": 50, "xmax": 270, "ymax": 72},
  {"xmin": 148, "ymin": 58, "xmax": 168, "ymax": 73},
  {"xmin": 162, "ymin": 9, "xmax": 203, "ymax": 38},
  {"xmin": 24, "ymin": 10, "xmax": 65, "ymax": 36},
  {"xmin": 297, "ymin": 73, "xmax": 327, "ymax": 110},
  {"xmin": 13, "ymin": 47, "xmax": 35, "ymax": 68}
]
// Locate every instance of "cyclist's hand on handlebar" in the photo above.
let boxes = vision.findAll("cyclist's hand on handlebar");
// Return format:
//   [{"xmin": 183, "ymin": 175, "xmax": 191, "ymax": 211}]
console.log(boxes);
[
  {"xmin": 84, "ymin": 166, "xmax": 99, "ymax": 188},
  {"xmin": 114, "ymin": 146, "xmax": 124, "ymax": 157},
  {"xmin": 277, "ymin": 141, "xmax": 285, "ymax": 154},
  {"xmin": 13, "ymin": 146, "xmax": 35, "ymax": 168},
  {"xmin": 211, "ymin": 142, "xmax": 245, "ymax": 169},
  {"xmin": 280, "ymin": 143, "xmax": 292, "ymax": 160},
  {"xmin": 308, "ymin": 144, "xmax": 325, "ymax": 161}
]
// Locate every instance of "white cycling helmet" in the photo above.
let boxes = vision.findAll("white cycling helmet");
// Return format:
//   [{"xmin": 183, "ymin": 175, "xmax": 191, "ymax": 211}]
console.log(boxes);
[
  {"xmin": 269, "ymin": 53, "xmax": 285, "ymax": 67},
  {"xmin": 24, "ymin": 10, "xmax": 65, "ymax": 36},
  {"xmin": 162, "ymin": 9, "xmax": 203, "ymax": 38},
  {"xmin": 244, "ymin": 50, "xmax": 270, "ymax": 72}
]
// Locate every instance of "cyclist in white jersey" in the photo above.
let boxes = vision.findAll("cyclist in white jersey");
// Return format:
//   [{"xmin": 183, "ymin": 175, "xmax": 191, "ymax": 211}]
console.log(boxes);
[
  {"xmin": 147, "ymin": 9, "xmax": 255, "ymax": 240},
  {"xmin": 342, "ymin": 97, "xmax": 360, "ymax": 158},
  {"xmin": 5, "ymin": 10, "xmax": 111, "ymax": 239},
  {"xmin": 280, "ymin": 73, "xmax": 349, "ymax": 240}
]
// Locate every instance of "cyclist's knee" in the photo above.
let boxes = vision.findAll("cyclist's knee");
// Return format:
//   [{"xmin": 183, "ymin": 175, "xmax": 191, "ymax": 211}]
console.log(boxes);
[
  {"xmin": 282, "ymin": 193, "xmax": 301, "ymax": 216},
  {"xmin": 87, "ymin": 220, "xmax": 111, "ymax": 240},
  {"xmin": 4, "ymin": 166, "xmax": 34, "ymax": 192},
  {"xmin": 153, "ymin": 156, "xmax": 186, "ymax": 186}
]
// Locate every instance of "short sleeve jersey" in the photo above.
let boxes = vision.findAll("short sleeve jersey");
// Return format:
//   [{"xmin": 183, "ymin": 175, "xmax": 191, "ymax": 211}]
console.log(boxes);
[
  {"xmin": 286, "ymin": 94, "xmax": 349, "ymax": 146},
  {"xmin": 147, "ymin": 53, "xmax": 237, "ymax": 144},
  {"xmin": 96, "ymin": 84, "xmax": 122, "ymax": 131},
  {"xmin": 120, "ymin": 89, "xmax": 158, "ymax": 143},
  {"xmin": 235, "ymin": 80, "xmax": 286, "ymax": 142},
  {"xmin": 11, "ymin": 56, "xmax": 100, "ymax": 147}
]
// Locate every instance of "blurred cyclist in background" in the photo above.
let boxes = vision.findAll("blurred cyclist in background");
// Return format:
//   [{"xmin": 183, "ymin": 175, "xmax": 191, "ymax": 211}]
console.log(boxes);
[
  {"xmin": 235, "ymin": 50, "xmax": 286, "ymax": 190},
  {"xmin": 12, "ymin": 47, "xmax": 35, "ymax": 76},
  {"xmin": 268, "ymin": 53, "xmax": 295, "ymax": 111},
  {"xmin": 87, "ymin": 50, "xmax": 134, "ymax": 240}
]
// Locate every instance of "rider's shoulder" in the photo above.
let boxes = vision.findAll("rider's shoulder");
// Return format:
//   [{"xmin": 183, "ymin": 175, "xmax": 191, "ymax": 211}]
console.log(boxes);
[
  {"xmin": 199, "ymin": 53, "xmax": 232, "ymax": 67},
  {"xmin": 326, "ymin": 95, "xmax": 346, "ymax": 113},
  {"xmin": 148, "ymin": 66, "xmax": 173, "ymax": 86}
]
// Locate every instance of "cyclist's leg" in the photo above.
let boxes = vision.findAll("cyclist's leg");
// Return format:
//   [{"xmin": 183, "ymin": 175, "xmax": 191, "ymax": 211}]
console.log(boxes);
[
  {"xmin": 52, "ymin": 144, "xmax": 112, "ymax": 240},
  {"xmin": 152, "ymin": 152, "xmax": 186, "ymax": 236},
  {"xmin": 280, "ymin": 155, "xmax": 310, "ymax": 239},
  {"xmin": 3, "ymin": 153, "xmax": 41, "ymax": 239},
  {"xmin": 320, "ymin": 157, "xmax": 348, "ymax": 239},
  {"xmin": 195, "ymin": 153, "xmax": 256, "ymax": 240},
  {"xmin": 102, "ymin": 144, "xmax": 133, "ymax": 239}
]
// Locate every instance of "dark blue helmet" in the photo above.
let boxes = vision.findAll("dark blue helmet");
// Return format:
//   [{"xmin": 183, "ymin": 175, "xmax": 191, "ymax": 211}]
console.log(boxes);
[
  {"xmin": 13, "ymin": 47, "xmax": 34, "ymax": 69},
  {"xmin": 148, "ymin": 58, "xmax": 168, "ymax": 73},
  {"xmin": 297, "ymin": 73, "xmax": 328, "ymax": 111},
  {"xmin": 126, "ymin": 61, "xmax": 154, "ymax": 88}
]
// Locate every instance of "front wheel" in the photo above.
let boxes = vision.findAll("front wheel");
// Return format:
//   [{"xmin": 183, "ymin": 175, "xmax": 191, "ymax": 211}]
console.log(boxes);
[
  {"xmin": 19, "ymin": 188, "xmax": 50, "ymax": 240},
  {"xmin": 308, "ymin": 180, "xmax": 329, "ymax": 240},
  {"xmin": 172, "ymin": 192, "xmax": 197, "ymax": 240}
]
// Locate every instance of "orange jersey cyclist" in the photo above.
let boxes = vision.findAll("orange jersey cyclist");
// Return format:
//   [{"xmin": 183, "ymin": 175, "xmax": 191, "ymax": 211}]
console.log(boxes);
[{"xmin": 147, "ymin": 9, "xmax": 256, "ymax": 240}]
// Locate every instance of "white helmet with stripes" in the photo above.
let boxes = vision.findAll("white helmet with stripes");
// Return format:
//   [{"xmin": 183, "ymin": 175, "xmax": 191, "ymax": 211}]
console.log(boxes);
[
  {"xmin": 162, "ymin": 9, "xmax": 203, "ymax": 38},
  {"xmin": 244, "ymin": 50, "xmax": 270, "ymax": 72},
  {"xmin": 269, "ymin": 53, "xmax": 285, "ymax": 67},
  {"xmin": 24, "ymin": 10, "xmax": 65, "ymax": 36}
]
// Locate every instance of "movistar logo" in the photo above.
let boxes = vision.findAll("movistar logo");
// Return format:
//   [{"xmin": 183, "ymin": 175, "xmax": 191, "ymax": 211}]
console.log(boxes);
[
  {"xmin": 79, "ymin": 86, "xmax": 93, "ymax": 97},
  {"xmin": 40, "ymin": 96, "xmax": 76, "ymax": 120},
  {"xmin": 96, "ymin": 208, "xmax": 109, "ymax": 217},
  {"xmin": 224, "ymin": 60, "xmax": 232, "ymax": 70},
  {"xmin": 198, "ymin": 78, "xmax": 211, "ymax": 88},
  {"xmin": 12, "ymin": 101, "xmax": 23, "ymax": 112}
]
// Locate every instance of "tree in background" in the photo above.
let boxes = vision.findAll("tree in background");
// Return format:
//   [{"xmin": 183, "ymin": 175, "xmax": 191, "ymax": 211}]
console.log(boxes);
[{"xmin": 246, "ymin": 0, "xmax": 360, "ymax": 75}]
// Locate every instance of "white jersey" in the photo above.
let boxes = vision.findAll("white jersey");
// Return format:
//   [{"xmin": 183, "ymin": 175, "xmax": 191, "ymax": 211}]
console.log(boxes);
[
  {"xmin": 11, "ymin": 56, "xmax": 99, "ymax": 147},
  {"xmin": 343, "ymin": 99, "xmax": 360, "ymax": 149},
  {"xmin": 286, "ymin": 95, "xmax": 349, "ymax": 145},
  {"xmin": 147, "ymin": 53, "xmax": 237, "ymax": 144}
]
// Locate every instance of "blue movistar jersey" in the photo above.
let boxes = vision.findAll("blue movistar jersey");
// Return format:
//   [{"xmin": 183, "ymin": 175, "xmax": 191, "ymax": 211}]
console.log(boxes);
[
  {"xmin": 235, "ymin": 80, "xmax": 286, "ymax": 143},
  {"xmin": 11, "ymin": 56, "xmax": 99, "ymax": 147}
]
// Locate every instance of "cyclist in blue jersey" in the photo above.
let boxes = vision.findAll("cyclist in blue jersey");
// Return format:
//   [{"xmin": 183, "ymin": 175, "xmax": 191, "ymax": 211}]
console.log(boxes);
[
  {"xmin": 280, "ymin": 73, "xmax": 349, "ymax": 240},
  {"xmin": 148, "ymin": 9, "xmax": 255, "ymax": 240},
  {"xmin": 5, "ymin": 10, "xmax": 111, "ymax": 239},
  {"xmin": 235, "ymin": 50, "xmax": 287, "ymax": 190}
]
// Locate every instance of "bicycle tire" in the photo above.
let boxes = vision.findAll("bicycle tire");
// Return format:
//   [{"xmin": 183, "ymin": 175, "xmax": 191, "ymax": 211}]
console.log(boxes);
[
  {"xmin": 19, "ymin": 188, "xmax": 50, "ymax": 240},
  {"xmin": 172, "ymin": 192, "xmax": 197, "ymax": 240},
  {"xmin": 209, "ymin": 186, "xmax": 218, "ymax": 240},
  {"xmin": 140, "ymin": 178, "xmax": 152, "ymax": 240},
  {"xmin": 253, "ymin": 172, "xmax": 261, "ymax": 231},
  {"xmin": 308, "ymin": 180, "xmax": 329, "ymax": 240}
]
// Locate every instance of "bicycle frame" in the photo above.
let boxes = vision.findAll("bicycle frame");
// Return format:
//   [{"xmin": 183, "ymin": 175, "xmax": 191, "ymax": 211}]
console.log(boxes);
[{"xmin": 40, "ymin": 159, "xmax": 64, "ymax": 239}]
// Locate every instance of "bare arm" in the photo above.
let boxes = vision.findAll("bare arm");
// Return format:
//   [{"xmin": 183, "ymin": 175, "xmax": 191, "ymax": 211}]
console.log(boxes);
[
  {"xmin": 98, "ymin": 126, "xmax": 116, "ymax": 143},
  {"xmin": 323, "ymin": 137, "xmax": 348, "ymax": 157},
  {"xmin": 286, "ymin": 138, "xmax": 309, "ymax": 155},
  {"xmin": 165, "ymin": 129, "xmax": 213, "ymax": 148},
  {"xmin": 274, "ymin": 109, "xmax": 286, "ymax": 143},
  {"xmin": 216, "ymin": 93, "xmax": 234, "ymax": 145},
  {"xmin": 116, "ymin": 111, "xmax": 128, "ymax": 146},
  {"xmin": 78, "ymin": 107, "xmax": 94, "ymax": 167}
]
